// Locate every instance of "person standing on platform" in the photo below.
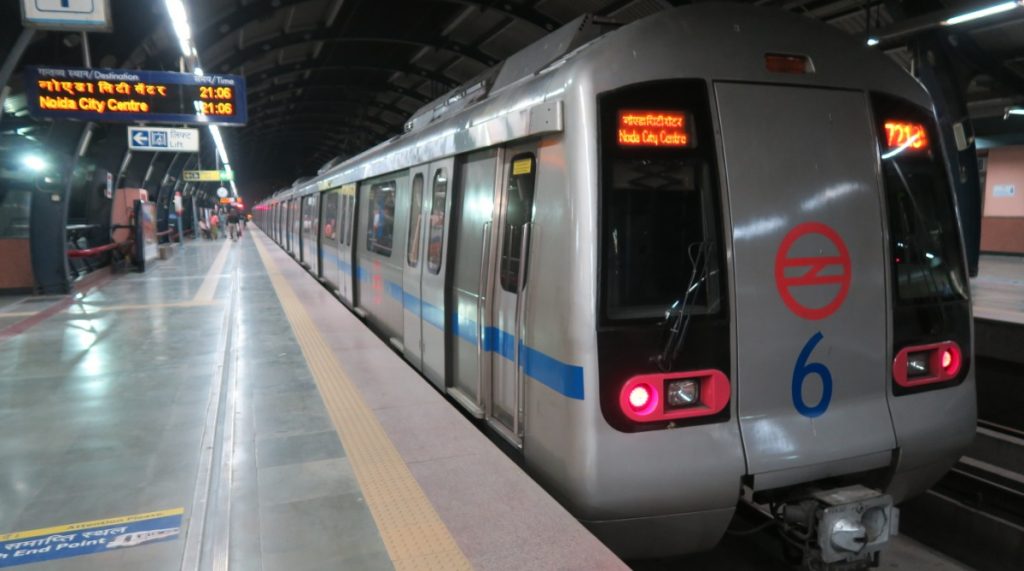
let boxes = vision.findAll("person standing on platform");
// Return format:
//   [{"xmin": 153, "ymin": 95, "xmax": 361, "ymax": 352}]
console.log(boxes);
[
  {"xmin": 209, "ymin": 212, "xmax": 220, "ymax": 240},
  {"xmin": 228, "ymin": 209, "xmax": 240, "ymax": 242}
]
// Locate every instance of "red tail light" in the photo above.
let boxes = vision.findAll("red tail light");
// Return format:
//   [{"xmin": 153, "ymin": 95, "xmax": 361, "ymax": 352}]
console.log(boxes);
[
  {"xmin": 627, "ymin": 384, "xmax": 658, "ymax": 416},
  {"xmin": 892, "ymin": 341, "xmax": 962, "ymax": 388},
  {"xmin": 619, "ymin": 370, "xmax": 730, "ymax": 422}
]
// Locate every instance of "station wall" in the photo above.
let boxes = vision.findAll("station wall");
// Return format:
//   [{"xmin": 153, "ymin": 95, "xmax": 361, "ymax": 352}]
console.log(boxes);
[{"xmin": 980, "ymin": 146, "xmax": 1024, "ymax": 255}]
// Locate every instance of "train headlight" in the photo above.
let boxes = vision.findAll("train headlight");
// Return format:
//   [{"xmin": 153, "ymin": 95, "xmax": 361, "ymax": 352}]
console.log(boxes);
[
  {"xmin": 666, "ymin": 379, "xmax": 699, "ymax": 407},
  {"xmin": 906, "ymin": 351, "xmax": 931, "ymax": 378},
  {"xmin": 892, "ymin": 341, "xmax": 963, "ymax": 388}
]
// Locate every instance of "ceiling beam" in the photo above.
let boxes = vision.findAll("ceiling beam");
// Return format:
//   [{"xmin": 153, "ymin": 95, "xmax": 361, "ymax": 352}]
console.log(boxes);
[{"xmin": 208, "ymin": 30, "xmax": 498, "ymax": 74}]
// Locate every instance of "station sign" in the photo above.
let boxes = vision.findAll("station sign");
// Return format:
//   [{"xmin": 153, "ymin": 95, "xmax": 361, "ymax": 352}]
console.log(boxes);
[
  {"xmin": 127, "ymin": 127, "xmax": 199, "ymax": 152},
  {"xmin": 21, "ymin": 0, "xmax": 112, "ymax": 32},
  {"xmin": 25, "ymin": 67, "xmax": 247, "ymax": 125},
  {"xmin": 183, "ymin": 170, "xmax": 234, "ymax": 182}
]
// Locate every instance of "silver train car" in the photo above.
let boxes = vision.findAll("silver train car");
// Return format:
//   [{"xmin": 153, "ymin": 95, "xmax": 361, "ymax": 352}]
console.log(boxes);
[{"xmin": 254, "ymin": 4, "xmax": 975, "ymax": 566}]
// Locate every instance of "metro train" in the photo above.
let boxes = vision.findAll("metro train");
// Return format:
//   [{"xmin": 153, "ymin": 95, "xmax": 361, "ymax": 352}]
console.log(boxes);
[{"xmin": 254, "ymin": 4, "xmax": 975, "ymax": 566}]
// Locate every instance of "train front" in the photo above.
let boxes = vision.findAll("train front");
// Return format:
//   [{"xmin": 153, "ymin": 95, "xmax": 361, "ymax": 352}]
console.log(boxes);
[{"xmin": 557, "ymin": 4, "xmax": 976, "ymax": 566}]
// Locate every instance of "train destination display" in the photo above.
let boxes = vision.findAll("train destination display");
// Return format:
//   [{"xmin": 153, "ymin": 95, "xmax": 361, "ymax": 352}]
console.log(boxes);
[
  {"xmin": 617, "ymin": 110, "xmax": 693, "ymax": 148},
  {"xmin": 25, "ymin": 67, "xmax": 247, "ymax": 125}
]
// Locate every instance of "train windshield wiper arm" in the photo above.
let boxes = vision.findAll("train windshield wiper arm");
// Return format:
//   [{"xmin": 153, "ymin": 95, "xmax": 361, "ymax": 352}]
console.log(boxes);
[{"xmin": 654, "ymin": 241, "xmax": 710, "ymax": 372}]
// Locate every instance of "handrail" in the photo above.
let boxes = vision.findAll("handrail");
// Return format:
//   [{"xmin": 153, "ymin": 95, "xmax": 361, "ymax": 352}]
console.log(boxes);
[{"xmin": 67, "ymin": 241, "xmax": 130, "ymax": 258}]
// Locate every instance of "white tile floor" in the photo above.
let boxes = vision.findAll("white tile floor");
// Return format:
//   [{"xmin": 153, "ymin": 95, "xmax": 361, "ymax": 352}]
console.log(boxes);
[{"xmin": 972, "ymin": 255, "xmax": 1024, "ymax": 324}]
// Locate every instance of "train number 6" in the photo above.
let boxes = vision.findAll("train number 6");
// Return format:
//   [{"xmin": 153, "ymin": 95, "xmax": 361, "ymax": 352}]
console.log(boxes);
[{"xmin": 792, "ymin": 331, "xmax": 832, "ymax": 418}]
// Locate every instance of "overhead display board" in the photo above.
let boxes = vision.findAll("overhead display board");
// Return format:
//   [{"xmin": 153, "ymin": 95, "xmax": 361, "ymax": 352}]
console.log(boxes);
[
  {"xmin": 183, "ymin": 170, "xmax": 234, "ymax": 182},
  {"xmin": 21, "ymin": 0, "xmax": 112, "ymax": 32},
  {"xmin": 25, "ymin": 67, "xmax": 247, "ymax": 125},
  {"xmin": 128, "ymin": 126, "xmax": 199, "ymax": 152}
]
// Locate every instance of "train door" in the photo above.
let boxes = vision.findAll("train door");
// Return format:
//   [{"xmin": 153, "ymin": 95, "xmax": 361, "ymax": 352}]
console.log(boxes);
[
  {"xmin": 485, "ymin": 145, "xmax": 537, "ymax": 444},
  {"xmin": 302, "ymin": 193, "xmax": 320, "ymax": 274},
  {"xmin": 285, "ymin": 200, "xmax": 292, "ymax": 252},
  {"xmin": 715, "ymin": 83, "xmax": 896, "ymax": 487},
  {"xmin": 417, "ymin": 161, "xmax": 453, "ymax": 387},
  {"xmin": 320, "ymin": 190, "xmax": 339, "ymax": 284},
  {"xmin": 337, "ymin": 183, "xmax": 356, "ymax": 304},
  {"xmin": 449, "ymin": 150, "xmax": 498, "ymax": 415},
  {"xmin": 402, "ymin": 166, "xmax": 429, "ymax": 372}
]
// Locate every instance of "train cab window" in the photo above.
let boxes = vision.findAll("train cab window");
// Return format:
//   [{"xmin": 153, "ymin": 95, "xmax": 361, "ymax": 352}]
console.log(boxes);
[
  {"xmin": 366, "ymin": 181, "xmax": 396, "ymax": 257},
  {"xmin": 407, "ymin": 174, "xmax": 424, "ymax": 267},
  {"xmin": 427, "ymin": 168, "xmax": 448, "ymax": 275},
  {"xmin": 598, "ymin": 80, "xmax": 722, "ymax": 323},
  {"xmin": 500, "ymin": 154, "xmax": 536, "ymax": 292},
  {"xmin": 872, "ymin": 93, "xmax": 968, "ymax": 304}
]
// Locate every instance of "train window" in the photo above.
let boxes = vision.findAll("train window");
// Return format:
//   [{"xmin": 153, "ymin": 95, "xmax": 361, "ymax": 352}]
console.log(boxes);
[
  {"xmin": 872, "ymin": 93, "xmax": 968, "ymax": 304},
  {"xmin": 500, "ymin": 153, "xmax": 536, "ymax": 292},
  {"xmin": 322, "ymin": 192, "xmax": 338, "ymax": 243},
  {"xmin": 598, "ymin": 80, "xmax": 722, "ymax": 323},
  {"xmin": 407, "ymin": 174, "xmax": 424, "ymax": 267},
  {"xmin": 427, "ymin": 169, "xmax": 448, "ymax": 274},
  {"xmin": 366, "ymin": 181, "xmax": 395, "ymax": 257},
  {"xmin": 339, "ymin": 195, "xmax": 349, "ymax": 247},
  {"xmin": 344, "ymin": 195, "xmax": 354, "ymax": 246}
]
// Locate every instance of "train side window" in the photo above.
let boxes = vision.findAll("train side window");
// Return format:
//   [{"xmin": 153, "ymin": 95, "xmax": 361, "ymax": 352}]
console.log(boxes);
[
  {"xmin": 407, "ymin": 174, "xmax": 424, "ymax": 267},
  {"xmin": 500, "ymin": 154, "xmax": 536, "ymax": 292},
  {"xmin": 366, "ymin": 181, "xmax": 396, "ymax": 257},
  {"xmin": 427, "ymin": 169, "xmax": 448, "ymax": 274},
  {"xmin": 344, "ymin": 195, "xmax": 354, "ymax": 246},
  {"xmin": 322, "ymin": 192, "xmax": 338, "ymax": 242}
]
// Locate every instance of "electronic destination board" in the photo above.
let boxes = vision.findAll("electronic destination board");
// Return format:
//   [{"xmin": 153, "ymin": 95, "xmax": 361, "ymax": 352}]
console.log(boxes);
[{"xmin": 25, "ymin": 67, "xmax": 247, "ymax": 126}]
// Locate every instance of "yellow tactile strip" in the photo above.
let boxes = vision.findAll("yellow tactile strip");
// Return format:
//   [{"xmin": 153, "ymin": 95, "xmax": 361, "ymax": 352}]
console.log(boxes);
[{"xmin": 252, "ymin": 233, "xmax": 472, "ymax": 571}]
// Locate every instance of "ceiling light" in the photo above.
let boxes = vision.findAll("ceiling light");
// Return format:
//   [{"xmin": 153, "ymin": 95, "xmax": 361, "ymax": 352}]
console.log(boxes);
[
  {"xmin": 942, "ymin": 1, "xmax": 1020, "ymax": 26},
  {"xmin": 866, "ymin": 37, "xmax": 880, "ymax": 46},
  {"xmin": 1007, "ymin": 107, "xmax": 1024, "ymax": 116},
  {"xmin": 21, "ymin": 154, "xmax": 47, "ymax": 171},
  {"xmin": 164, "ymin": 0, "xmax": 193, "ymax": 58}
]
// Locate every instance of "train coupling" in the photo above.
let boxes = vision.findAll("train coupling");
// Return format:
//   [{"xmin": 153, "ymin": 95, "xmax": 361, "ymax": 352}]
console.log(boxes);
[{"xmin": 778, "ymin": 485, "xmax": 898, "ymax": 570}]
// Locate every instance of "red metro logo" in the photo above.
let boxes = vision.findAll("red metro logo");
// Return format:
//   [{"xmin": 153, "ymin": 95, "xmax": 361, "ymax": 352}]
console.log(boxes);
[{"xmin": 774, "ymin": 222, "xmax": 852, "ymax": 321}]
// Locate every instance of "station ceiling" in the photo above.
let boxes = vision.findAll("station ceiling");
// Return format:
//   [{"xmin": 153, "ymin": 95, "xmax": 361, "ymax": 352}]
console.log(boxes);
[{"xmin": 2, "ymin": 0, "xmax": 1024, "ymax": 203}]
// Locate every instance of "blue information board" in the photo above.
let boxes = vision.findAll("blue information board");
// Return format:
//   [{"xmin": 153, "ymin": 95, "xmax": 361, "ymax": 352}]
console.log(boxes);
[{"xmin": 25, "ymin": 67, "xmax": 247, "ymax": 126}]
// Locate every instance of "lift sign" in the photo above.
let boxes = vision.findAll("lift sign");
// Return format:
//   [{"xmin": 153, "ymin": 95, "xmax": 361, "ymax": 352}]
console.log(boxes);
[
  {"xmin": 25, "ymin": 67, "xmax": 247, "ymax": 126},
  {"xmin": 617, "ymin": 110, "xmax": 693, "ymax": 148}
]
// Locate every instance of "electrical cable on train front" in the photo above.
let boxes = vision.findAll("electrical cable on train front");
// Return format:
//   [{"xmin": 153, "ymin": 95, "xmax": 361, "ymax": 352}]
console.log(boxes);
[{"xmin": 654, "ymin": 240, "xmax": 711, "ymax": 372}]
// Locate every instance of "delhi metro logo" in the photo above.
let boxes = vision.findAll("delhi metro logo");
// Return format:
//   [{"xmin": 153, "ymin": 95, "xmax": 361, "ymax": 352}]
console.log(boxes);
[{"xmin": 774, "ymin": 222, "xmax": 851, "ymax": 321}]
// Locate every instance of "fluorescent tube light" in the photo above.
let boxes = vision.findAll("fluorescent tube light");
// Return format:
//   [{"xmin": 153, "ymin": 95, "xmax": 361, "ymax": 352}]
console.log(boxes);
[{"xmin": 942, "ymin": 1, "xmax": 1020, "ymax": 26}]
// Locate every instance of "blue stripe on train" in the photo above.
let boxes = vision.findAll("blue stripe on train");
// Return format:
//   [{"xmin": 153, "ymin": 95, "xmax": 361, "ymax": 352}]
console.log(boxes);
[{"xmin": 318, "ymin": 247, "xmax": 585, "ymax": 400}]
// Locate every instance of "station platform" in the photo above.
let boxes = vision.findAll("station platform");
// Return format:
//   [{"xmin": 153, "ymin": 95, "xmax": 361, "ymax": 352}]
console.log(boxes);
[
  {"xmin": 972, "ymin": 254, "xmax": 1024, "ymax": 325},
  {"xmin": 0, "ymin": 232, "xmax": 624, "ymax": 570}
]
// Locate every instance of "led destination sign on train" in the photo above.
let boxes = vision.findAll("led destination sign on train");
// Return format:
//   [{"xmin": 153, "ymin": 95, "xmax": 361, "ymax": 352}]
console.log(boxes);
[
  {"xmin": 617, "ymin": 110, "xmax": 694, "ymax": 148},
  {"xmin": 25, "ymin": 67, "xmax": 247, "ymax": 126}
]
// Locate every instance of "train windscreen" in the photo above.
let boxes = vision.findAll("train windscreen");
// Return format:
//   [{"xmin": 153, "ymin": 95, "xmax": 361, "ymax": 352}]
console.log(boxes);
[
  {"xmin": 599, "ymin": 80, "xmax": 722, "ymax": 323},
  {"xmin": 872, "ymin": 93, "xmax": 968, "ymax": 304}
]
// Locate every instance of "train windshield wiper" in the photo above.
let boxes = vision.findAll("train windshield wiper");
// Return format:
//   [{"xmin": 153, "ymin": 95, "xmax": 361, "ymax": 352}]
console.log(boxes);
[{"xmin": 654, "ymin": 241, "xmax": 710, "ymax": 372}]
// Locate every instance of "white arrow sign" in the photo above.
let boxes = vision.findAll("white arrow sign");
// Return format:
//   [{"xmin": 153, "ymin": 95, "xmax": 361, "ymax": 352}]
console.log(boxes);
[{"xmin": 128, "ymin": 127, "xmax": 199, "ymax": 153}]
